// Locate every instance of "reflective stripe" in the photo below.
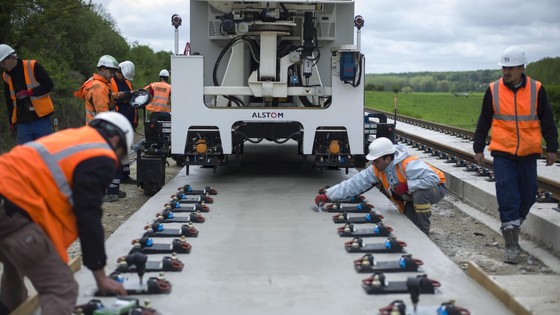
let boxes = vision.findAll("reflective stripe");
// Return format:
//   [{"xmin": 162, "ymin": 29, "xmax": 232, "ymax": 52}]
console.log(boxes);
[
  {"xmin": 25, "ymin": 60, "xmax": 40, "ymax": 89},
  {"xmin": 530, "ymin": 79, "xmax": 537, "ymax": 116},
  {"xmin": 414, "ymin": 203, "xmax": 431, "ymax": 213},
  {"xmin": 25, "ymin": 141, "xmax": 112, "ymax": 206},
  {"xmin": 493, "ymin": 79, "xmax": 538, "ymax": 121},
  {"xmin": 492, "ymin": 81, "xmax": 500, "ymax": 114},
  {"xmin": 3, "ymin": 73, "xmax": 16, "ymax": 98},
  {"xmin": 501, "ymin": 219, "xmax": 521, "ymax": 229}
]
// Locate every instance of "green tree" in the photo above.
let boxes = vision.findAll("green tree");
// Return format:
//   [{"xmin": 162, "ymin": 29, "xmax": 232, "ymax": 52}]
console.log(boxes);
[
  {"xmin": 546, "ymin": 84, "xmax": 560, "ymax": 126},
  {"xmin": 0, "ymin": 0, "xmax": 171, "ymax": 151}
]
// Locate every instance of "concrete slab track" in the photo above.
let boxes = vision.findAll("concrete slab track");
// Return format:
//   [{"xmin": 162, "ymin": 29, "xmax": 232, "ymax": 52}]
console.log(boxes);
[{"xmin": 74, "ymin": 143, "xmax": 512, "ymax": 315}]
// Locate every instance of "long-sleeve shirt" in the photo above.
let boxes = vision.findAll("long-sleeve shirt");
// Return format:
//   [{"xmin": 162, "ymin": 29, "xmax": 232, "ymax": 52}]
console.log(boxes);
[
  {"xmin": 72, "ymin": 156, "xmax": 116, "ymax": 270},
  {"xmin": 3, "ymin": 59, "xmax": 54, "ymax": 124}
]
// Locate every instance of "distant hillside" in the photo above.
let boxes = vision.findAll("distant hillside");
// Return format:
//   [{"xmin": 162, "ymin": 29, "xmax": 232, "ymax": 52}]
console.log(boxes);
[{"xmin": 365, "ymin": 57, "xmax": 560, "ymax": 93}]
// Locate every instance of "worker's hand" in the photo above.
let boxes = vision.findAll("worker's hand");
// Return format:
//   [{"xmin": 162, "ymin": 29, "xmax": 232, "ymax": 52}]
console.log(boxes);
[
  {"xmin": 545, "ymin": 152, "xmax": 557, "ymax": 166},
  {"xmin": 16, "ymin": 89, "xmax": 33, "ymax": 99},
  {"xmin": 123, "ymin": 90, "xmax": 133, "ymax": 100},
  {"xmin": 392, "ymin": 183, "xmax": 408, "ymax": 195},
  {"xmin": 474, "ymin": 152, "xmax": 484, "ymax": 165},
  {"xmin": 98, "ymin": 276, "xmax": 127, "ymax": 296},
  {"xmin": 92, "ymin": 269, "xmax": 127, "ymax": 296},
  {"xmin": 315, "ymin": 194, "xmax": 330, "ymax": 207}
]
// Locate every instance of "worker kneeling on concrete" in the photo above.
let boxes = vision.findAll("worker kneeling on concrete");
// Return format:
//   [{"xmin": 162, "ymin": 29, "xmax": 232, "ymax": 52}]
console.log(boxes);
[
  {"xmin": 315, "ymin": 137, "xmax": 447, "ymax": 236},
  {"xmin": 0, "ymin": 112, "xmax": 130, "ymax": 314}
]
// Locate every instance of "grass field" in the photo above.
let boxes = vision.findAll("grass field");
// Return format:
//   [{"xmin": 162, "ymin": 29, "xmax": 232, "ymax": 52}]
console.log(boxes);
[
  {"xmin": 365, "ymin": 91, "xmax": 484, "ymax": 131},
  {"xmin": 365, "ymin": 91, "xmax": 560, "ymax": 144}
]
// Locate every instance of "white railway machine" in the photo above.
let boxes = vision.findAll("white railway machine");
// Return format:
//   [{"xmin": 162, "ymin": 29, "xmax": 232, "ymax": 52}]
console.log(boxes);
[{"xmin": 171, "ymin": 0, "xmax": 389, "ymax": 174}]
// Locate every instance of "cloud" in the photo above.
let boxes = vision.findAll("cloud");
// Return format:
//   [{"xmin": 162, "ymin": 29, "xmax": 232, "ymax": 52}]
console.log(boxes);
[{"xmin": 94, "ymin": 0, "xmax": 560, "ymax": 73}]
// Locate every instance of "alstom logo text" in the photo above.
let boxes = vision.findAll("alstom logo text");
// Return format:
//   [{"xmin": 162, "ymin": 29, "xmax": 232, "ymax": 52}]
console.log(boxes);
[{"xmin": 252, "ymin": 112, "xmax": 284, "ymax": 118}]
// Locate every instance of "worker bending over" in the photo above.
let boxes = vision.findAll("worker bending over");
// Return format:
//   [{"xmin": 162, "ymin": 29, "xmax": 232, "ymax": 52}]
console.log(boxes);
[
  {"xmin": 0, "ymin": 112, "xmax": 130, "ymax": 314},
  {"xmin": 315, "ymin": 137, "xmax": 447, "ymax": 236}
]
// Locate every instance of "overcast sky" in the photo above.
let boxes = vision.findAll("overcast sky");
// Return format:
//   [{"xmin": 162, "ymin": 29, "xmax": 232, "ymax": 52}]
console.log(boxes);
[{"xmin": 92, "ymin": 0, "xmax": 560, "ymax": 74}]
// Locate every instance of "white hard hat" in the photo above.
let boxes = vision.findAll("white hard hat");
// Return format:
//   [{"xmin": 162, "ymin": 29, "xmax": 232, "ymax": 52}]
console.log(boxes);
[
  {"xmin": 90, "ymin": 112, "xmax": 134, "ymax": 164},
  {"xmin": 159, "ymin": 69, "xmax": 170, "ymax": 77},
  {"xmin": 366, "ymin": 137, "xmax": 395, "ymax": 161},
  {"xmin": 498, "ymin": 46, "xmax": 527, "ymax": 67},
  {"xmin": 97, "ymin": 55, "xmax": 119, "ymax": 70},
  {"xmin": 119, "ymin": 60, "xmax": 135, "ymax": 81},
  {"xmin": 0, "ymin": 44, "xmax": 16, "ymax": 62}
]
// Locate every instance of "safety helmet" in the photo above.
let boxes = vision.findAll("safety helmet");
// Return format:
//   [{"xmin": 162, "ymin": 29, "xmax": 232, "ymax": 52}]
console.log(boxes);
[
  {"xmin": 366, "ymin": 137, "xmax": 395, "ymax": 161},
  {"xmin": 159, "ymin": 69, "xmax": 170, "ymax": 77},
  {"xmin": 90, "ymin": 112, "xmax": 134, "ymax": 164},
  {"xmin": 0, "ymin": 44, "xmax": 15, "ymax": 62},
  {"xmin": 498, "ymin": 46, "xmax": 527, "ymax": 67},
  {"xmin": 119, "ymin": 60, "xmax": 135, "ymax": 81},
  {"xmin": 96, "ymin": 55, "xmax": 119, "ymax": 70}
]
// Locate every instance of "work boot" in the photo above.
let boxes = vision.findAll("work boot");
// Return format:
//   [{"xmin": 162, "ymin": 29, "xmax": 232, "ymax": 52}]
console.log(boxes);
[
  {"xmin": 103, "ymin": 194, "xmax": 119, "ymax": 203},
  {"xmin": 501, "ymin": 227, "xmax": 521, "ymax": 264}
]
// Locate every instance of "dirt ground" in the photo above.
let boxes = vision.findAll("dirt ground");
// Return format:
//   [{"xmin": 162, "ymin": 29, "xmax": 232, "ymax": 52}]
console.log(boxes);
[
  {"xmin": 100, "ymin": 160, "xmax": 554, "ymax": 278},
  {"xmin": 430, "ymin": 195, "xmax": 553, "ymax": 276},
  {"xmin": 101, "ymin": 155, "xmax": 183, "ymax": 238}
]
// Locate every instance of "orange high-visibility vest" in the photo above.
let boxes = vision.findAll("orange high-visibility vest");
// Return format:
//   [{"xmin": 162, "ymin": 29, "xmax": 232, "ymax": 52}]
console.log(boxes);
[
  {"xmin": 488, "ymin": 77, "xmax": 542, "ymax": 156},
  {"xmin": 145, "ymin": 81, "xmax": 171, "ymax": 112},
  {"xmin": 373, "ymin": 156, "xmax": 445, "ymax": 212},
  {"xmin": 110, "ymin": 77, "xmax": 132, "ymax": 93},
  {"xmin": 2, "ymin": 60, "xmax": 54, "ymax": 123},
  {"xmin": 0, "ymin": 127, "xmax": 118, "ymax": 262},
  {"xmin": 110, "ymin": 77, "xmax": 133, "ymax": 113}
]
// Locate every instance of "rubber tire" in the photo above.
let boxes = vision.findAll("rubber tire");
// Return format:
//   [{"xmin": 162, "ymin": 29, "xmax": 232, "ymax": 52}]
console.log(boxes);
[{"xmin": 143, "ymin": 183, "xmax": 161, "ymax": 196}]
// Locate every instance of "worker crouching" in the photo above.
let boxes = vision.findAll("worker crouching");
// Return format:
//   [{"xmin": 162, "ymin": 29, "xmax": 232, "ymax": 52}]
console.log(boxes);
[{"xmin": 315, "ymin": 137, "xmax": 447, "ymax": 236}]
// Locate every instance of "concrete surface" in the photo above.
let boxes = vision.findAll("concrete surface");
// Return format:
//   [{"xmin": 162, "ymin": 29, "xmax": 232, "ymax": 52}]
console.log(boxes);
[{"xmin": 73, "ymin": 143, "xmax": 512, "ymax": 315}]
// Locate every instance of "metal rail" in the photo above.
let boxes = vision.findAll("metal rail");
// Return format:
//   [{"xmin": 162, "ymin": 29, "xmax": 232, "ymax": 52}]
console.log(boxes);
[{"xmin": 366, "ymin": 108, "xmax": 559, "ymax": 157}]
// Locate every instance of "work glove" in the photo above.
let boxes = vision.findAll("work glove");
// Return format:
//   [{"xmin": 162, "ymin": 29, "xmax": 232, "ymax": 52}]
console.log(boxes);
[
  {"xmin": 315, "ymin": 194, "xmax": 330, "ymax": 207},
  {"xmin": 16, "ymin": 89, "xmax": 33, "ymax": 99},
  {"xmin": 392, "ymin": 183, "xmax": 408, "ymax": 195}
]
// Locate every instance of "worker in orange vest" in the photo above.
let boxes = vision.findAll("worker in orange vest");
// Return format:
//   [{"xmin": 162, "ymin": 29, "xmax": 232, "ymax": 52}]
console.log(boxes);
[
  {"xmin": 315, "ymin": 137, "xmax": 447, "ymax": 236},
  {"xmin": 1, "ymin": 44, "xmax": 55, "ymax": 144},
  {"xmin": 144, "ymin": 69, "xmax": 171, "ymax": 122},
  {"xmin": 75, "ymin": 55, "xmax": 134, "ymax": 202},
  {"xmin": 0, "ymin": 112, "xmax": 131, "ymax": 314},
  {"xmin": 473, "ymin": 46, "xmax": 558, "ymax": 264}
]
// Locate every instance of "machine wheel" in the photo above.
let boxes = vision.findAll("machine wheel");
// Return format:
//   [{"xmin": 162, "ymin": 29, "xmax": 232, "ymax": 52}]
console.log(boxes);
[{"xmin": 143, "ymin": 183, "xmax": 161, "ymax": 196}]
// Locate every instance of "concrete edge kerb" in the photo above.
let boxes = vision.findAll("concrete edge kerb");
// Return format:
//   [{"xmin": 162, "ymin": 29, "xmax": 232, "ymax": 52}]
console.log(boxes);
[{"xmin": 442, "ymin": 169, "xmax": 560, "ymax": 258}]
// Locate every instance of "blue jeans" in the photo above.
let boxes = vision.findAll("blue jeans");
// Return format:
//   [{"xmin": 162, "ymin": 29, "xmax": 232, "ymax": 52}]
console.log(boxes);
[
  {"xmin": 16, "ymin": 116, "xmax": 53, "ymax": 144},
  {"xmin": 493, "ymin": 155, "xmax": 537, "ymax": 228}
]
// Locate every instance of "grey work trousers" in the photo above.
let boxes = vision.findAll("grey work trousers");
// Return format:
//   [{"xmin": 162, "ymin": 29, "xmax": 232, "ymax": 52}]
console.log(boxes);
[
  {"xmin": 403, "ymin": 184, "xmax": 447, "ymax": 236},
  {"xmin": 0, "ymin": 199, "xmax": 78, "ymax": 315}
]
